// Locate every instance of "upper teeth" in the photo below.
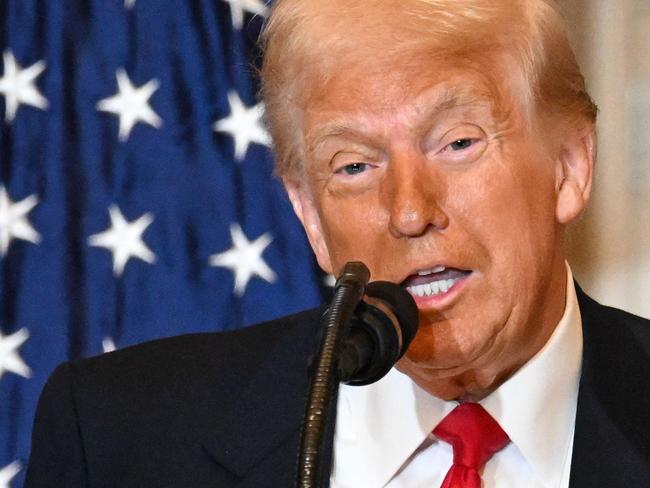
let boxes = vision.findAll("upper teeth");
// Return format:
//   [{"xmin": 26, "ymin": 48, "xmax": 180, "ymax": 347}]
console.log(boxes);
[
  {"xmin": 407, "ymin": 278, "xmax": 458, "ymax": 297},
  {"xmin": 418, "ymin": 265, "xmax": 446, "ymax": 276}
]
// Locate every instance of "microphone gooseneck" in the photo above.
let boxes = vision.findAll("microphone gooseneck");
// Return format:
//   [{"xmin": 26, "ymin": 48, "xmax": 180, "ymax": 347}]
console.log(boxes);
[
  {"xmin": 297, "ymin": 262, "xmax": 370, "ymax": 488},
  {"xmin": 296, "ymin": 262, "xmax": 419, "ymax": 488}
]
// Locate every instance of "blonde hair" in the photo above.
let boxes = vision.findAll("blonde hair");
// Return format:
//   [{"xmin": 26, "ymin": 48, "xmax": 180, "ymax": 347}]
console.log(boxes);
[{"xmin": 260, "ymin": 0, "xmax": 597, "ymax": 179}]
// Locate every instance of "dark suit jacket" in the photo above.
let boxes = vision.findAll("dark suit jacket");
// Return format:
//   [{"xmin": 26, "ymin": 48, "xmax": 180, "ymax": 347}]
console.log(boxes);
[{"xmin": 25, "ymin": 288, "xmax": 650, "ymax": 487}]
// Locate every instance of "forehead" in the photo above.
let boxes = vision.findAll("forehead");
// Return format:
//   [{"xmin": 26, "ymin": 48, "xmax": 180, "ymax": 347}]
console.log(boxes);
[
  {"xmin": 304, "ymin": 51, "xmax": 503, "ymax": 109},
  {"xmin": 300, "ymin": 53, "xmax": 517, "ymax": 147},
  {"xmin": 303, "ymin": 67, "xmax": 502, "ymax": 151}
]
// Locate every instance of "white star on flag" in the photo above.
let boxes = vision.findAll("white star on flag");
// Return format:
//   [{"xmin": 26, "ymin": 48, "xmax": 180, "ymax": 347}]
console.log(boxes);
[
  {"xmin": 102, "ymin": 337, "xmax": 117, "ymax": 353},
  {"xmin": 0, "ymin": 186, "xmax": 41, "ymax": 257},
  {"xmin": 222, "ymin": 0, "xmax": 269, "ymax": 30},
  {"xmin": 125, "ymin": 0, "xmax": 136, "ymax": 9},
  {"xmin": 96, "ymin": 68, "xmax": 162, "ymax": 142},
  {"xmin": 0, "ymin": 50, "xmax": 48, "ymax": 123},
  {"xmin": 213, "ymin": 90, "xmax": 271, "ymax": 161},
  {"xmin": 209, "ymin": 223, "xmax": 276, "ymax": 296},
  {"xmin": 88, "ymin": 205, "xmax": 156, "ymax": 277},
  {"xmin": 0, "ymin": 328, "xmax": 31, "ymax": 381},
  {"xmin": 0, "ymin": 461, "xmax": 21, "ymax": 488}
]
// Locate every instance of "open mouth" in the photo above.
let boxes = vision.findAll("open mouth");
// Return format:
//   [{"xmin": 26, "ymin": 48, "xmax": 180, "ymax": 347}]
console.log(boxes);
[{"xmin": 401, "ymin": 266, "xmax": 472, "ymax": 298}]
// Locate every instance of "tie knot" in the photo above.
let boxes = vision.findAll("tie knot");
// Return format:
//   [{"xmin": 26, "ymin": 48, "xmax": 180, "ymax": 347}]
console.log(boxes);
[{"xmin": 433, "ymin": 403, "xmax": 509, "ymax": 470}]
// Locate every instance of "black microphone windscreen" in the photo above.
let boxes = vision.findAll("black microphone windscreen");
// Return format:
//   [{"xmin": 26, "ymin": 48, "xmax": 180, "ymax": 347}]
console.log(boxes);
[
  {"xmin": 339, "ymin": 281, "xmax": 419, "ymax": 386},
  {"xmin": 364, "ymin": 280, "xmax": 419, "ymax": 348}
]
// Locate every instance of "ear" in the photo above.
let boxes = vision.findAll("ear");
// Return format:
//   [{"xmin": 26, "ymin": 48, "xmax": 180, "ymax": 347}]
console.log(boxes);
[
  {"xmin": 284, "ymin": 180, "xmax": 334, "ymax": 274},
  {"xmin": 555, "ymin": 126, "xmax": 596, "ymax": 224}
]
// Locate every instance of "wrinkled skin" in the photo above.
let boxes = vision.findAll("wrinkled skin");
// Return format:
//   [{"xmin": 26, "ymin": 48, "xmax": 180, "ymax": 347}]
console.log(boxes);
[{"xmin": 285, "ymin": 51, "xmax": 594, "ymax": 401}]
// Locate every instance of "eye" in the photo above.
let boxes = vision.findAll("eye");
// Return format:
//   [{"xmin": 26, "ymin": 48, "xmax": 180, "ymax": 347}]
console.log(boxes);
[
  {"xmin": 447, "ymin": 138, "xmax": 475, "ymax": 151},
  {"xmin": 431, "ymin": 126, "xmax": 487, "ymax": 164},
  {"xmin": 338, "ymin": 162, "xmax": 369, "ymax": 176}
]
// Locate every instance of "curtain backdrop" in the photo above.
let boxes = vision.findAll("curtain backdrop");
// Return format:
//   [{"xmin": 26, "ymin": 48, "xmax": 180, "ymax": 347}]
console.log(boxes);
[{"xmin": 0, "ymin": 2, "xmax": 327, "ymax": 486}]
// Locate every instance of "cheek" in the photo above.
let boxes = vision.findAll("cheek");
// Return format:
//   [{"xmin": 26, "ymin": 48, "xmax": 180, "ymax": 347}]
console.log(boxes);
[
  {"xmin": 461, "ymin": 150, "xmax": 556, "ymax": 244},
  {"xmin": 317, "ymin": 192, "xmax": 389, "ymax": 272},
  {"xmin": 455, "ymin": 152, "xmax": 559, "ymax": 309}
]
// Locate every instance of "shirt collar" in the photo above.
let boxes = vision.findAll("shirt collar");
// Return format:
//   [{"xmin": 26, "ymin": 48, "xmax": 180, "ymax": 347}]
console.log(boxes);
[
  {"xmin": 331, "ymin": 264, "xmax": 582, "ymax": 488},
  {"xmin": 332, "ymin": 364, "xmax": 451, "ymax": 487}
]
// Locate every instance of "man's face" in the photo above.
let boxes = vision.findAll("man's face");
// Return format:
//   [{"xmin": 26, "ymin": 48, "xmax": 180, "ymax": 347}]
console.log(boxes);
[{"xmin": 288, "ymin": 49, "xmax": 585, "ymax": 400}]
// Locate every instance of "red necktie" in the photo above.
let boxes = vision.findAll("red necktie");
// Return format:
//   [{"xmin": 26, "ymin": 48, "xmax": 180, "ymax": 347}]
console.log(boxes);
[{"xmin": 433, "ymin": 403, "xmax": 510, "ymax": 488}]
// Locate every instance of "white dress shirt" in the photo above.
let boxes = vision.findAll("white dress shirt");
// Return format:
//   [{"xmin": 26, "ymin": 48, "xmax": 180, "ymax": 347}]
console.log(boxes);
[{"xmin": 331, "ymin": 265, "xmax": 583, "ymax": 488}]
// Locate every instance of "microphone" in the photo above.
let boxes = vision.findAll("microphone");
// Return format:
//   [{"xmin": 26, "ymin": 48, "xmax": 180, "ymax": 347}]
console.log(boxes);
[
  {"xmin": 297, "ymin": 262, "xmax": 418, "ymax": 488},
  {"xmin": 338, "ymin": 280, "xmax": 419, "ymax": 386}
]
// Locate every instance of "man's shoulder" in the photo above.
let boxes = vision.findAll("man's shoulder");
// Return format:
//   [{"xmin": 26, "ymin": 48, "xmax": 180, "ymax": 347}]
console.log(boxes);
[
  {"xmin": 28, "ymin": 309, "xmax": 325, "ymax": 487},
  {"xmin": 577, "ymin": 287, "xmax": 650, "ymax": 345},
  {"xmin": 577, "ymin": 288, "xmax": 650, "ymax": 385},
  {"xmin": 80, "ymin": 306, "xmax": 321, "ymax": 368},
  {"xmin": 571, "ymin": 287, "xmax": 650, "ymax": 485},
  {"xmin": 575, "ymin": 285, "xmax": 650, "ymax": 425},
  {"xmin": 46, "ymin": 306, "xmax": 324, "ymax": 413}
]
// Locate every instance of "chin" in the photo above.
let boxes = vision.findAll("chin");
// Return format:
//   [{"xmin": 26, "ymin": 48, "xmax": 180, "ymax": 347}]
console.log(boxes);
[
  {"xmin": 396, "ymin": 360, "xmax": 484, "ymax": 401},
  {"xmin": 398, "ymin": 352, "xmax": 503, "ymax": 402}
]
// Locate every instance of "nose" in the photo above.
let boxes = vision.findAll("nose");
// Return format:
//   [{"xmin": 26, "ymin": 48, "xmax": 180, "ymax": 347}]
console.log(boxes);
[{"xmin": 383, "ymin": 152, "xmax": 449, "ymax": 238}]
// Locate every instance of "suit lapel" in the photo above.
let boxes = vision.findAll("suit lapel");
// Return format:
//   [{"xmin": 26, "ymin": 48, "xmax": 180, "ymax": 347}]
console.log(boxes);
[
  {"xmin": 570, "ymin": 287, "xmax": 650, "ymax": 487},
  {"xmin": 200, "ymin": 307, "xmax": 333, "ymax": 486}
]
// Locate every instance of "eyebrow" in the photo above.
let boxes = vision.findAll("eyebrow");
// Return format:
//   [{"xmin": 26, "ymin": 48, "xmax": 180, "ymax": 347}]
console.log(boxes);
[
  {"xmin": 305, "ymin": 123, "xmax": 367, "ymax": 154},
  {"xmin": 305, "ymin": 87, "xmax": 496, "ymax": 153}
]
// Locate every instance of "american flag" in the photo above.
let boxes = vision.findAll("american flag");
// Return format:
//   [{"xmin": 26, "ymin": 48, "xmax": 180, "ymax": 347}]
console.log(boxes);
[{"xmin": 0, "ymin": 1, "xmax": 327, "ymax": 486}]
